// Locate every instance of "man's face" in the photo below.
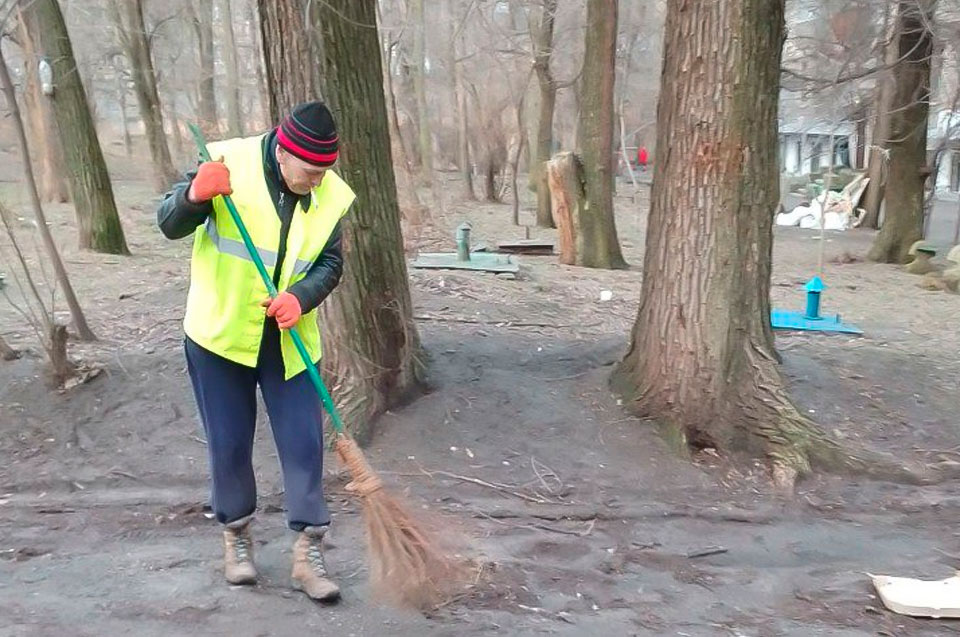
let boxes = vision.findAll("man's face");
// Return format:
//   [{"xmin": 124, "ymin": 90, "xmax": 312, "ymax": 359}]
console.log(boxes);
[{"xmin": 276, "ymin": 146, "xmax": 327, "ymax": 195}]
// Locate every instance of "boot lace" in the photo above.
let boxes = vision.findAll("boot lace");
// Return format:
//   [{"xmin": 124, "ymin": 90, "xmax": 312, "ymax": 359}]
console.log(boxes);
[
  {"xmin": 306, "ymin": 538, "xmax": 328, "ymax": 576},
  {"xmin": 232, "ymin": 533, "xmax": 252, "ymax": 563}
]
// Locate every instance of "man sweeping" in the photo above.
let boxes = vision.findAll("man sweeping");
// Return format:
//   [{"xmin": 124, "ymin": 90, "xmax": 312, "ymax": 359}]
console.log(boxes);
[{"xmin": 157, "ymin": 101, "xmax": 354, "ymax": 602}]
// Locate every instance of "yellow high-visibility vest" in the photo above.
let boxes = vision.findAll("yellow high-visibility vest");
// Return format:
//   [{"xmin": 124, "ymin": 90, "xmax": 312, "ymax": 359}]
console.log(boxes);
[{"xmin": 183, "ymin": 133, "xmax": 355, "ymax": 379}]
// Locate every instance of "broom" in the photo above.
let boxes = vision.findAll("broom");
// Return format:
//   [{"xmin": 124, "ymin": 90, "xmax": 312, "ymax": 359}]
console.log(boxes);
[{"xmin": 188, "ymin": 124, "xmax": 461, "ymax": 608}]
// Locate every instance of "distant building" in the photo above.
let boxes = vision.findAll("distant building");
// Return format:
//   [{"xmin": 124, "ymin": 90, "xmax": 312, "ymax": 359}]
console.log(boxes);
[
  {"xmin": 930, "ymin": 111, "xmax": 960, "ymax": 194},
  {"xmin": 778, "ymin": 119, "xmax": 858, "ymax": 175}
]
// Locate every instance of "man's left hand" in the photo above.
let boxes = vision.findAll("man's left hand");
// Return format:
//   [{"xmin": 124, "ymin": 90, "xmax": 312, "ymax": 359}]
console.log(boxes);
[{"xmin": 262, "ymin": 292, "xmax": 302, "ymax": 329}]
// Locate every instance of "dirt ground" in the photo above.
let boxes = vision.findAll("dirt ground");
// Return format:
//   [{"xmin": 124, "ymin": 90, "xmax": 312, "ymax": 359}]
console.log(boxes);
[{"xmin": 3, "ymin": 140, "xmax": 960, "ymax": 636}]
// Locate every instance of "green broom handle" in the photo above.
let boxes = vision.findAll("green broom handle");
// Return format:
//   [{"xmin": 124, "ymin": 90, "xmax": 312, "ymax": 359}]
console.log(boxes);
[{"xmin": 187, "ymin": 123, "xmax": 346, "ymax": 438}]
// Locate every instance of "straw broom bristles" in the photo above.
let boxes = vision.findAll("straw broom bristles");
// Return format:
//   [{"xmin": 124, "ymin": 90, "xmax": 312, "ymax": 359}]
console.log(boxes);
[{"xmin": 335, "ymin": 437, "xmax": 464, "ymax": 609}]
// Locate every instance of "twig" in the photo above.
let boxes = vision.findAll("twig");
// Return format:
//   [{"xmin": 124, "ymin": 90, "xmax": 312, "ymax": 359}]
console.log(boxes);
[
  {"xmin": 476, "ymin": 510, "xmax": 594, "ymax": 537},
  {"xmin": 687, "ymin": 546, "xmax": 728, "ymax": 559},
  {"xmin": 414, "ymin": 314, "xmax": 600, "ymax": 329},
  {"xmin": 109, "ymin": 469, "xmax": 142, "ymax": 481},
  {"xmin": 529, "ymin": 456, "xmax": 563, "ymax": 495},
  {"xmin": 417, "ymin": 467, "xmax": 557, "ymax": 504}
]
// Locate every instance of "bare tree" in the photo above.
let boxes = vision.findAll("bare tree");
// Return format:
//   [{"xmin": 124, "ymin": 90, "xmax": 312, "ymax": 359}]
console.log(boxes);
[
  {"xmin": 220, "ymin": 0, "xmax": 244, "ymax": 137},
  {"xmin": 410, "ymin": 0, "xmax": 432, "ymax": 183},
  {"xmin": 614, "ymin": 0, "xmax": 920, "ymax": 490},
  {"xmin": 869, "ymin": 0, "xmax": 936, "ymax": 263},
  {"xmin": 107, "ymin": 0, "xmax": 179, "ymax": 192},
  {"xmin": 16, "ymin": 5, "xmax": 68, "ymax": 203},
  {"xmin": 189, "ymin": 0, "xmax": 219, "ymax": 134},
  {"xmin": 578, "ymin": 0, "xmax": 626, "ymax": 269},
  {"xmin": 446, "ymin": 0, "xmax": 475, "ymax": 199},
  {"xmin": 25, "ymin": 0, "xmax": 129, "ymax": 255},
  {"xmin": 861, "ymin": 2, "xmax": 898, "ymax": 229},
  {"xmin": 530, "ymin": 0, "xmax": 558, "ymax": 228},
  {"xmin": 0, "ymin": 33, "xmax": 95, "ymax": 341}
]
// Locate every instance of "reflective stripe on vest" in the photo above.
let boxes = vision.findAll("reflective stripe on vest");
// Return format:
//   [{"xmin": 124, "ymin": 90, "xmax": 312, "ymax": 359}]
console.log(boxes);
[{"xmin": 203, "ymin": 216, "xmax": 314, "ymax": 276}]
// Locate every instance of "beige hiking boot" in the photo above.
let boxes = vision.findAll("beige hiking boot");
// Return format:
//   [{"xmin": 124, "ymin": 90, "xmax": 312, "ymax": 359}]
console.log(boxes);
[
  {"xmin": 222, "ymin": 520, "xmax": 257, "ymax": 585},
  {"xmin": 291, "ymin": 527, "xmax": 340, "ymax": 602}
]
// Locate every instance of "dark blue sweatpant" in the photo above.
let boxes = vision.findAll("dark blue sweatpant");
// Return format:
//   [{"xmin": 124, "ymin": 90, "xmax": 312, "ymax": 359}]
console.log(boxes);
[{"xmin": 185, "ymin": 322, "xmax": 330, "ymax": 531}]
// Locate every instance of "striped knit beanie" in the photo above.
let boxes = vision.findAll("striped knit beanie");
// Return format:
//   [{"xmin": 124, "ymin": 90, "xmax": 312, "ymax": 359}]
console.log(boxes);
[{"xmin": 276, "ymin": 101, "xmax": 339, "ymax": 167}]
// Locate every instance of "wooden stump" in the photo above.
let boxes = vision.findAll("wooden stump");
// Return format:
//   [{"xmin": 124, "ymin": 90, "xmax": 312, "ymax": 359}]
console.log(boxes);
[
  {"xmin": 547, "ymin": 152, "xmax": 585, "ymax": 265},
  {"xmin": 0, "ymin": 334, "xmax": 19, "ymax": 361}
]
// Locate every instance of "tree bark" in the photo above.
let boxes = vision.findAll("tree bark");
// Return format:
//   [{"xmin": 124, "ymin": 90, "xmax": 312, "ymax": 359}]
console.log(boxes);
[
  {"xmin": 28, "ymin": 0, "xmax": 129, "ymax": 255},
  {"xmin": 578, "ymin": 0, "xmax": 626, "ymax": 269},
  {"xmin": 258, "ymin": 0, "xmax": 320, "ymax": 122},
  {"xmin": 612, "ymin": 0, "xmax": 917, "ymax": 488},
  {"xmin": 17, "ymin": 6, "xmax": 69, "ymax": 203},
  {"xmin": 221, "ymin": 0, "xmax": 244, "ymax": 137},
  {"xmin": 192, "ymin": 0, "xmax": 219, "ymax": 134},
  {"xmin": 861, "ymin": 9, "xmax": 898, "ymax": 230},
  {"xmin": 116, "ymin": 65, "xmax": 133, "ymax": 157},
  {"xmin": 531, "ymin": 0, "xmax": 558, "ymax": 228},
  {"xmin": 109, "ymin": 0, "xmax": 179, "ymax": 192},
  {"xmin": 410, "ymin": 0, "xmax": 433, "ymax": 183},
  {"xmin": 447, "ymin": 0, "xmax": 474, "ymax": 199},
  {"xmin": 247, "ymin": 0, "xmax": 271, "ymax": 128},
  {"xmin": 378, "ymin": 16, "xmax": 424, "ymax": 223},
  {"xmin": 261, "ymin": 0, "xmax": 424, "ymax": 439},
  {"xmin": 548, "ymin": 152, "xmax": 582, "ymax": 265},
  {"xmin": 455, "ymin": 63, "xmax": 474, "ymax": 199},
  {"xmin": 868, "ymin": 1, "xmax": 935, "ymax": 264},
  {"xmin": 511, "ymin": 93, "xmax": 527, "ymax": 225},
  {"xmin": 0, "ymin": 41, "xmax": 95, "ymax": 341}
]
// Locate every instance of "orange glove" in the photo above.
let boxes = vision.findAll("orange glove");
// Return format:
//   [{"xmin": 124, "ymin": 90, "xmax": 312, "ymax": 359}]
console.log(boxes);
[
  {"xmin": 188, "ymin": 160, "xmax": 233, "ymax": 203},
  {"xmin": 262, "ymin": 292, "xmax": 302, "ymax": 329}
]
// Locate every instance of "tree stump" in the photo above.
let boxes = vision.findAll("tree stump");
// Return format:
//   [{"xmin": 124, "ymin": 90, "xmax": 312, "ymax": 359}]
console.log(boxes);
[
  {"xmin": 0, "ymin": 334, "xmax": 19, "ymax": 361},
  {"xmin": 47, "ymin": 324, "xmax": 75, "ymax": 385},
  {"xmin": 547, "ymin": 152, "xmax": 585, "ymax": 265}
]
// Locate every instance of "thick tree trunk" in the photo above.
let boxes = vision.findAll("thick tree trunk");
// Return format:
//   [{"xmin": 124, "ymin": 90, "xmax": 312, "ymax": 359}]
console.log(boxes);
[
  {"xmin": 861, "ymin": 13, "xmax": 898, "ymax": 230},
  {"xmin": 17, "ymin": 6, "xmax": 69, "ymax": 203},
  {"xmin": 28, "ymin": 0, "xmax": 129, "ymax": 255},
  {"xmin": 868, "ymin": 1, "xmax": 935, "ymax": 264},
  {"xmin": 258, "ymin": 0, "xmax": 320, "ymax": 122},
  {"xmin": 110, "ymin": 0, "xmax": 179, "ymax": 192},
  {"xmin": 221, "ymin": 0, "xmax": 244, "ymax": 137},
  {"xmin": 532, "ymin": 0, "xmax": 558, "ymax": 228},
  {"xmin": 410, "ymin": 0, "xmax": 433, "ymax": 183},
  {"xmin": 0, "ymin": 42, "xmax": 95, "ymax": 341},
  {"xmin": 612, "ymin": 0, "xmax": 918, "ymax": 488},
  {"xmin": 262, "ymin": 0, "xmax": 424, "ymax": 438},
  {"xmin": 578, "ymin": 0, "xmax": 626, "ymax": 269},
  {"xmin": 193, "ymin": 0, "xmax": 219, "ymax": 134}
]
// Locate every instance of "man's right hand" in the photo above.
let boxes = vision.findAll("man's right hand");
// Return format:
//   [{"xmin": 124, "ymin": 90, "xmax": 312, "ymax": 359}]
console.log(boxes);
[{"xmin": 187, "ymin": 160, "xmax": 233, "ymax": 203}]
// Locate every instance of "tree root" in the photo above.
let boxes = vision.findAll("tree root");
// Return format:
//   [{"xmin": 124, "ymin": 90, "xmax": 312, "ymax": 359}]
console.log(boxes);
[{"xmin": 755, "ymin": 408, "xmax": 954, "ymax": 492}]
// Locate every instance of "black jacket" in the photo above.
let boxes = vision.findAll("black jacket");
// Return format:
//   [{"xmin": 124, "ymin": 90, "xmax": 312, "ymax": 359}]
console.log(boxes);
[{"xmin": 157, "ymin": 130, "xmax": 344, "ymax": 313}]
